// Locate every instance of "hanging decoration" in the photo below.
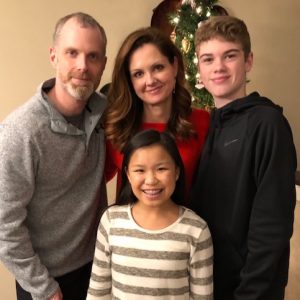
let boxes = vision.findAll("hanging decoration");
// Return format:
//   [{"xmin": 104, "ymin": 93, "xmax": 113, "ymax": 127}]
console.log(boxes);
[{"xmin": 181, "ymin": 36, "xmax": 191, "ymax": 53}]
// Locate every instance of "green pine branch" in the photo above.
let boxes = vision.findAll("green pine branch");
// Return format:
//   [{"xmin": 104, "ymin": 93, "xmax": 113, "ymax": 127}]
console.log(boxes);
[{"xmin": 169, "ymin": 0, "xmax": 222, "ymax": 109}]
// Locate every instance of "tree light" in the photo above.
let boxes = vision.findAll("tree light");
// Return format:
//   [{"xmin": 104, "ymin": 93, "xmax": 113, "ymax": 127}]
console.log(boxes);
[
  {"xmin": 196, "ymin": 6, "xmax": 202, "ymax": 14},
  {"xmin": 173, "ymin": 17, "xmax": 180, "ymax": 24}
]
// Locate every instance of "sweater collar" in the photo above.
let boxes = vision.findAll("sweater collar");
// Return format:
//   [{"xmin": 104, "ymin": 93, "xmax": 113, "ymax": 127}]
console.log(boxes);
[{"xmin": 38, "ymin": 79, "xmax": 107, "ymax": 139}]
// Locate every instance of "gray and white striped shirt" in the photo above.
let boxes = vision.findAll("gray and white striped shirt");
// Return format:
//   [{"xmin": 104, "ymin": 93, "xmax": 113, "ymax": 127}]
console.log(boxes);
[{"xmin": 87, "ymin": 204, "xmax": 213, "ymax": 299}]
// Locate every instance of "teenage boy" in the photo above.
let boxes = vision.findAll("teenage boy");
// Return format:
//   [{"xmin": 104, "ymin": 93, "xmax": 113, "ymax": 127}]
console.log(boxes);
[{"xmin": 191, "ymin": 15, "xmax": 297, "ymax": 300}]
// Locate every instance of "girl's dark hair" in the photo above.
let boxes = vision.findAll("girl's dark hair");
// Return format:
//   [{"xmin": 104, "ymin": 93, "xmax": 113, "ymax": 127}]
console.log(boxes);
[{"xmin": 116, "ymin": 129, "xmax": 185, "ymax": 206}]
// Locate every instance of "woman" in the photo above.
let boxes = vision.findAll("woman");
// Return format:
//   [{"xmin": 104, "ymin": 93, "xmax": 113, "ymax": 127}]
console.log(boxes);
[{"xmin": 105, "ymin": 27, "xmax": 209, "ymax": 203}]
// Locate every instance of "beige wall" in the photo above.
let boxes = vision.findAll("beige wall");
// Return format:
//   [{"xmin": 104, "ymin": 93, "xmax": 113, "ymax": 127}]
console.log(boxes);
[
  {"xmin": 0, "ymin": 1, "xmax": 161, "ymax": 298},
  {"xmin": 0, "ymin": 0, "xmax": 162, "ymax": 121},
  {"xmin": 0, "ymin": 0, "xmax": 299, "ymax": 298}
]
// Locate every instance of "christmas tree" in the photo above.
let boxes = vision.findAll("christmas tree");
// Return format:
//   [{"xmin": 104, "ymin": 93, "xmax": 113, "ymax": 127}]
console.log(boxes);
[{"xmin": 169, "ymin": 0, "xmax": 228, "ymax": 109}]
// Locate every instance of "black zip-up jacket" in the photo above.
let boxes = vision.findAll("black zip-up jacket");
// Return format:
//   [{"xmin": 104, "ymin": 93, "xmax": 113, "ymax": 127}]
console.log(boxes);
[{"xmin": 190, "ymin": 92, "xmax": 297, "ymax": 300}]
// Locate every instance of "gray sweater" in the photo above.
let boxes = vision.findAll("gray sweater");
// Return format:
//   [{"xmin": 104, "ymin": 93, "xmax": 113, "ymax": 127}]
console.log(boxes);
[{"xmin": 0, "ymin": 79, "xmax": 107, "ymax": 299}]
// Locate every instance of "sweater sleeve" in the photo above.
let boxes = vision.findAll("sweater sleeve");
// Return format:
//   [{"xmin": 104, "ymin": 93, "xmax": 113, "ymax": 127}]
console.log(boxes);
[
  {"xmin": 189, "ymin": 223, "xmax": 214, "ymax": 299},
  {"xmin": 0, "ymin": 123, "xmax": 58, "ymax": 300},
  {"xmin": 87, "ymin": 210, "xmax": 112, "ymax": 300},
  {"xmin": 234, "ymin": 109, "xmax": 297, "ymax": 299}
]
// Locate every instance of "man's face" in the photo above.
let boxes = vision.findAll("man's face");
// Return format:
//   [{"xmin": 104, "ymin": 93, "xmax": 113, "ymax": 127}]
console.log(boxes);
[
  {"xmin": 50, "ymin": 18, "xmax": 106, "ymax": 102},
  {"xmin": 197, "ymin": 37, "xmax": 253, "ymax": 108}
]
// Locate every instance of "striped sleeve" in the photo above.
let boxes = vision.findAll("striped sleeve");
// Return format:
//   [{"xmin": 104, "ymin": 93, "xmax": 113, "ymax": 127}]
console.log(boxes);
[
  {"xmin": 87, "ymin": 210, "xmax": 112, "ymax": 300},
  {"xmin": 189, "ymin": 219, "xmax": 214, "ymax": 299}
]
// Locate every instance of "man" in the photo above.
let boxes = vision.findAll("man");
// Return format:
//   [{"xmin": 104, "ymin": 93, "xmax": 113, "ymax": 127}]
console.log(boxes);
[
  {"xmin": 0, "ymin": 12, "xmax": 107, "ymax": 300},
  {"xmin": 191, "ymin": 16, "xmax": 297, "ymax": 300}
]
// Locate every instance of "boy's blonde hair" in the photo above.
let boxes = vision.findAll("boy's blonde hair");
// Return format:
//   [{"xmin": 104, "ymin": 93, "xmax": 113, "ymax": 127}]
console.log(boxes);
[{"xmin": 195, "ymin": 16, "xmax": 251, "ymax": 58}]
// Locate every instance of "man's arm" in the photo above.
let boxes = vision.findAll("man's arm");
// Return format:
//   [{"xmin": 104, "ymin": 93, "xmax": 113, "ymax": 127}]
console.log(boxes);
[
  {"xmin": 0, "ymin": 123, "xmax": 59, "ymax": 300},
  {"xmin": 235, "ymin": 109, "xmax": 297, "ymax": 299}
]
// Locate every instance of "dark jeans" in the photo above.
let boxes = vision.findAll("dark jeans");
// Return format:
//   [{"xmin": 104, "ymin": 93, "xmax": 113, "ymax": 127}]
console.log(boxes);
[{"xmin": 16, "ymin": 262, "xmax": 92, "ymax": 300}]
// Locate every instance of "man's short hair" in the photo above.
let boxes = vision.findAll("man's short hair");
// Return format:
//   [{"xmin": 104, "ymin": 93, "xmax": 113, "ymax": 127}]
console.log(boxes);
[{"xmin": 53, "ymin": 12, "xmax": 107, "ymax": 54}]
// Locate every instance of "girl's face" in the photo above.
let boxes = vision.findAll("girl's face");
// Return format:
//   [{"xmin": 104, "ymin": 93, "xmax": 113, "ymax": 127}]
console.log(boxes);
[
  {"xmin": 128, "ymin": 43, "xmax": 178, "ymax": 112},
  {"xmin": 126, "ymin": 144, "xmax": 179, "ymax": 209}
]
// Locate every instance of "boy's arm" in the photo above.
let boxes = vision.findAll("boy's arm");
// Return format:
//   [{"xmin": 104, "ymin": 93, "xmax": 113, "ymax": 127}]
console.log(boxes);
[{"xmin": 235, "ymin": 111, "xmax": 296, "ymax": 299}]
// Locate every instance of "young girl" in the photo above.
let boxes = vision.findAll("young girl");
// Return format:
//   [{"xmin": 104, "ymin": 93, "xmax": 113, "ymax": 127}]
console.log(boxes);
[{"xmin": 87, "ymin": 130, "xmax": 213, "ymax": 299}]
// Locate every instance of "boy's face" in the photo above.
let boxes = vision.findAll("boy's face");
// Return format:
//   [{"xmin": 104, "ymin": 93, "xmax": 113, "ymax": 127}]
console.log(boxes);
[{"xmin": 197, "ymin": 37, "xmax": 253, "ymax": 108}]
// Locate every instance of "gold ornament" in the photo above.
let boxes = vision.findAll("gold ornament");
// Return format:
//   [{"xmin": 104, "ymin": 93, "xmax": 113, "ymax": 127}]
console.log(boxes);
[{"xmin": 181, "ymin": 37, "xmax": 191, "ymax": 53}]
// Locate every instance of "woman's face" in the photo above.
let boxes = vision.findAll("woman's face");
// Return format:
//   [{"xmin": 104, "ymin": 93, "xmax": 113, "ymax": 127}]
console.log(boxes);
[{"xmin": 128, "ymin": 43, "xmax": 178, "ymax": 112}]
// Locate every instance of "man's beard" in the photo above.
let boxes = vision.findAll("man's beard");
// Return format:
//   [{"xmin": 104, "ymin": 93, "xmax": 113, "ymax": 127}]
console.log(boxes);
[
  {"xmin": 60, "ymin": 70, "xmax": 96, "ymax": 101},
  {"xmin": 66, "ymin": 82, "xmax": 94, "ymax": 102}
]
